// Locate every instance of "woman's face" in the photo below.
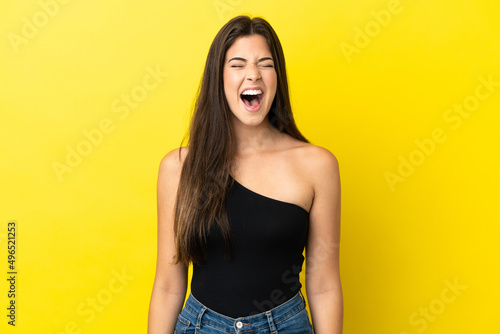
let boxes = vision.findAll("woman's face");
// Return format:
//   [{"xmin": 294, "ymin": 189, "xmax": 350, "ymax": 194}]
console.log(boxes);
[{"xmin": 223, "ymin": 34, "xmax": 277, "ymax": 127}]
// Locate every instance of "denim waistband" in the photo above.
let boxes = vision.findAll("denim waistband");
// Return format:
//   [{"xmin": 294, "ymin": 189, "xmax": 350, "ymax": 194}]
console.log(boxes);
[{"xmin": 181, "ymin": 290, "xmax": 307, "ymax": 333}]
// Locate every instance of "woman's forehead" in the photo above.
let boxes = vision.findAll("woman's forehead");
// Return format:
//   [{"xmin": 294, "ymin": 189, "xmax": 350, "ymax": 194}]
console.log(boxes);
[{"xmin": 225, "ymin": 35, "xmax": 272, "ymax": 59}]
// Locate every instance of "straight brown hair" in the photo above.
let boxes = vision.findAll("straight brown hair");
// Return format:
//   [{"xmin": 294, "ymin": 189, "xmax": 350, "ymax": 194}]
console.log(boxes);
[{"xmin": 174, "ymin": 15, "xmax": 309, "ymax": 266}]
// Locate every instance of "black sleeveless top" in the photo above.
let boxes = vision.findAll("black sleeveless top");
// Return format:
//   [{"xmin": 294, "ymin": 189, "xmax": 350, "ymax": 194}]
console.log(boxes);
[{"xmin": 191, "ymin": 175, "xmax": 309, "ymax": 318}]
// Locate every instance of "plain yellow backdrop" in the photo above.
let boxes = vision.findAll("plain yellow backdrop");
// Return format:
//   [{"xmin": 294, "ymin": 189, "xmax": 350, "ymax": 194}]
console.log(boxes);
[{"xmin": 1, "ymin": 0, "xmax": 499, "ymax": 333}]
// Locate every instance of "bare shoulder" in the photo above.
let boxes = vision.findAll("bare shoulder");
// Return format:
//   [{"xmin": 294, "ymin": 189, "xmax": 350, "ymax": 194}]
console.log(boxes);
[
  {"xmin": 157, "ymin": 146, "xmax": 189, "ymax": 194},
  {"xmin": 295, "ymin": 144, "xmax": 340, "ymax": 222},
  {"xmin": 292, "ymin": 142, "xmax": 339, "ymax": 178},
  {"xmin": 291, "ymin": 143, "xmax": 339, "ymax": 202},
  {"xmin": 159, "ymin": 146, "xmax": 189, "ymax": 175}
]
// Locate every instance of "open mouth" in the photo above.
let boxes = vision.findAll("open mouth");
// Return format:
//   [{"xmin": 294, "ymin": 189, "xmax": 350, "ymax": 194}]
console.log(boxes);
[{"xmin": 240, "ymin": 89, "xmax": 264, "ymax": 108}]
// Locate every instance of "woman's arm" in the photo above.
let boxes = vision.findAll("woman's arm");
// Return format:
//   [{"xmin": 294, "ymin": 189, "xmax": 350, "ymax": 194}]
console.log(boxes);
[
  {"xmin": 148, "ymin": 148, "xmax": 189, "ymax": 334},
  {"xmin": 305, "ymin": 146, "xmax": 343, "ymax": 334}
]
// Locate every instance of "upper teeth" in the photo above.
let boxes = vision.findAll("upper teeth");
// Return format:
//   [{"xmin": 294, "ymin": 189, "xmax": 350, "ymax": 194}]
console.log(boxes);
[{"xmin": 242, "ymin": 89, "xmax": 262, "ymax": 95}]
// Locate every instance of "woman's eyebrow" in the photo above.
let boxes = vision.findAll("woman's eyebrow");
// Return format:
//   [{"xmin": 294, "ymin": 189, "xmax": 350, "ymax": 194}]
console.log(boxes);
[
  {"xmin": 228, "ymin": 57, "xmax": 246, "ymax": 63},
  {"xmin": 228, "ymin": 57, "xmax": 274, "ymax": 63},
  {"xmin": 258, "ymin": 57, "xmax": 274, "ymax": 62}
]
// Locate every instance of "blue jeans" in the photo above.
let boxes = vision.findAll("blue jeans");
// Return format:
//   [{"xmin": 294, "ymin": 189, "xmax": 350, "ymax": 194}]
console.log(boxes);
[{"xmin": 174, "ymin": 290, "xmax": 314, "ymax": 333}]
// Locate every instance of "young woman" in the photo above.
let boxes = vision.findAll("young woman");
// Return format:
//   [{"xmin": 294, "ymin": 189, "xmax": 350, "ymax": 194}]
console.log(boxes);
[{"xmin": 148, "ymin": 15, "xmax": 342, "ymax": 334}]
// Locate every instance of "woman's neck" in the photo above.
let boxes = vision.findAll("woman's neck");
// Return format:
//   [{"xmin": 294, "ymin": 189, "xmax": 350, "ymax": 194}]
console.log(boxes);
[{"xmin": 232, "ymin": 117, "xmax": 282, "ymax": 157}]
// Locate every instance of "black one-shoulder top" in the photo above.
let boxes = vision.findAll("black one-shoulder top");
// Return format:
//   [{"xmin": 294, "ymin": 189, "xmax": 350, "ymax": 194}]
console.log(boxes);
[{"xmin": 191, "ymin": 175, "xmax": 309, "ymax": 318}]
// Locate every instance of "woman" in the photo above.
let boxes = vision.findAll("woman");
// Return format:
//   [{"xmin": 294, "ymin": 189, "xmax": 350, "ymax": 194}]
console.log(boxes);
[{"xmin": 148, "ymin": 15, "xmax": 342, "ymax": 334}]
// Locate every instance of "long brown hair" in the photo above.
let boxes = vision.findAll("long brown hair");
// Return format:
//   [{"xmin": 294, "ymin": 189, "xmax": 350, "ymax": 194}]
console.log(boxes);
[{"xmin": 174, "ymin": 15, "xmax": 309, "ymax": 266}]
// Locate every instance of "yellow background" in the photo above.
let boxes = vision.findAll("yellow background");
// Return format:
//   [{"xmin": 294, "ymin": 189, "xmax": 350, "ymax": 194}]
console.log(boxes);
[{"xmin": 1, "ymin": 0, "xmax": 499, "ymax": 333}]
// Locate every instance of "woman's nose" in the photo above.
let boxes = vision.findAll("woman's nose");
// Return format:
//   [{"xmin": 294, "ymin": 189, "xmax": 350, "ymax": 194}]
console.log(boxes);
[{"xmin": 245, "ymin": 64, "xmax": 261, "ymax": 81}]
